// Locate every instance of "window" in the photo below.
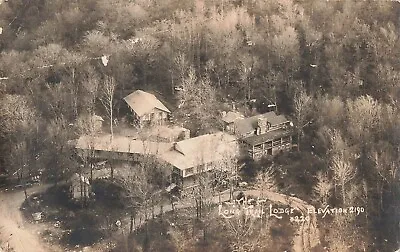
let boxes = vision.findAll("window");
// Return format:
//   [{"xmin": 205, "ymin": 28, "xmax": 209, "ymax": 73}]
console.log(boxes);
[{"xmin": 185, "ymin": 168, "xmax": 194, "ymax": 176}]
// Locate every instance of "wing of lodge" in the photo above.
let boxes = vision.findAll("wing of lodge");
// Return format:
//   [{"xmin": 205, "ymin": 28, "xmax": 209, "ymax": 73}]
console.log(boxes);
[{"xmin": 231, "ymin": 111, "xmax": 294, "ymax": 159}]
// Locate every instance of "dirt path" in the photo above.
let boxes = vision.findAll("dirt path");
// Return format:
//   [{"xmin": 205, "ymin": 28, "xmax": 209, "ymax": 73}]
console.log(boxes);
[
  {"xmin": 0, "ymin": 185, "xmax": 62, "ymax": 252},
  {"xmin": 242, "ymin": 190, "xmax": 320, "ymax": 252},
  {"xmin": 0, "ymin": 183, "xmax": 319, "ymax": 252}
]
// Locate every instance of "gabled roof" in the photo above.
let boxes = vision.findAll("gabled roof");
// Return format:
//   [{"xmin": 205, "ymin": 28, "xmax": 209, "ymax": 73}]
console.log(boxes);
[
  {"xmin": 222, "ymin": 111, "xmax": 244, "ymax": 124},
  {"xmin": 234, "ymin": 111, "xmax": 289, "ymax": 135},
  {"xmin": 159, "ymin": 132, "xmax": 239, "ymax": 171},
  {"xmin": 75, "ymin": 134, "xmax": 173, "ymax": 156},
  {"xmin": 75, "ymin": 132, "xmax": 239, "ymax": 172},
  {"xmin": 123, "ymin": 90, "xmax": 171, "ymax": 117}
]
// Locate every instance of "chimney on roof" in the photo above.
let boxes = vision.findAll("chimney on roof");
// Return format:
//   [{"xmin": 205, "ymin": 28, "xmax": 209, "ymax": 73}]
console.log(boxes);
[
  {"xmin": 257, "ymin": 117, "xmax": 268, "ymax": 135},
  {"xmin": 173, "ymin": 142, "xmax": 185, "ymax": 155},
  {"xmin": 179, "ymin": 128, "xmax": 190, "ymax": 140}
]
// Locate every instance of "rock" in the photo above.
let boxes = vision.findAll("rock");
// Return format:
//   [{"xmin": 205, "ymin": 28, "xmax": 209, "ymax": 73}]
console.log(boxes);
[{"xmin": 32, "ymin": 212, "xmax": 42, "ymax": 221}]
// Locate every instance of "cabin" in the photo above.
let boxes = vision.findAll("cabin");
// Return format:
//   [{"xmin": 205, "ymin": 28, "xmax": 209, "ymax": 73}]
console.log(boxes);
[
  {"xmin": 233, "ymin": 111, "xmax": 294, "ymax": 159},
  {"xmin": 159, "ymin": 132, "xmax": 239, "ymax": 194},
  {"xmin": 123, "ymin": 90, "xmax": 171, "ymax": 128},
  {"xmin": 74, "ymin": 132, "xmax": 239, "ymax": 195}
]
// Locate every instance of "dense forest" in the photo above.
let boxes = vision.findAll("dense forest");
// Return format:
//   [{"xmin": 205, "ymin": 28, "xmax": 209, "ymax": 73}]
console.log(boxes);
[{"xmin": 0, "ymin": 0, "xmax": 399, "ymax": 251}]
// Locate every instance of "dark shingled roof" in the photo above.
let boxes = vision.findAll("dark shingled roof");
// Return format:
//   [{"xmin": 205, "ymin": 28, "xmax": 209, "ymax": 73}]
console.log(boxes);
[
  {"xmin": 234, "ymin": 111, "xmax": 289, "ymax": 135},
  {"xmin": 242, "ymin": 129, "xmax": 292, "ymax": 146}
]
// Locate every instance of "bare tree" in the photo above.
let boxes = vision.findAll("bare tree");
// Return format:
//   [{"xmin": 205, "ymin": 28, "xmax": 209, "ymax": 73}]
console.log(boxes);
[
  {"xmin": 213, "ymin": 153, "xmax": 238, "ymax": 202},
  {"xmin": 222, "ymin": 211, "xmax": 271, "ymax": 252},
  {"xmin": 330, "ymin": 153, "xmax": 356, "ymax": 205},
  {"xmin": 10, "ymin": 140, "xmax": 29, "ymax": 199},
  {"xmin": 99, "ymin": 76, "xmax": 116, "ymax": 140},
  {"xmin": 75, "ymin": 114, "xmax": 98, "ymax": 183},
  {"xmin": 122, "ymin": 159, "xmax": 155, "ymax": 234},
  {"xmin": 1, "ymin": 95, "xmax": 37, "ymax": 199},
  {"xmin": 370, "ymin": 149, "xmax": 399, "ymax": 212},
  {"xmin": 346, "ymin": 95, "xmax": 382, "ymax": 143},
  {"xmin": 121, "ymin": 147, "xmax": 167, "ymax": 235},
  {"xmin": 255, "ymin": 166, "xmax": 278, "ymax": 197},
  {"xmin": 313, "ymin": 171, "xmax": 333, "ymax": 205},
  {"xmin": 45, "ymin": 116, "xmax": 77, "ymax": 184},
  {"xmin": 293, "ymin": 88, "xmax": 312, "ymax": 151}
]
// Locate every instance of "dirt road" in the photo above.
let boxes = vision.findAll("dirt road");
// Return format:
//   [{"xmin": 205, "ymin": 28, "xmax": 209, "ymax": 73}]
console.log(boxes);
[
  {"xmin": 0, "ymin": 185, "xmax": 62, "ymax": 252},
  {"xmin": 126, "ymin": 188, "xmax": 320, "ymax": 252},
  {"xmin": 241, "ymin": 190, "xmax": 320, "ymax": 252},
  {"xmin": 0, "ymin": 184, "xmax": 320, "ymax": 252}
]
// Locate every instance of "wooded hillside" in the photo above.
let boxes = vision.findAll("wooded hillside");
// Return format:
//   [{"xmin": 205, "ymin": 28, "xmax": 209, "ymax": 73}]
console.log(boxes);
[{"xmin": 0, "ymin": 0, "xmax": 399, "ymax": 251}]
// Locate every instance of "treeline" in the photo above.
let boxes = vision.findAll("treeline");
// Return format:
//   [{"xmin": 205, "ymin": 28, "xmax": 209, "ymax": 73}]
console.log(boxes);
[{"xmin": 0, "ymin": 0, "xmax": 399, "ymax": 251}]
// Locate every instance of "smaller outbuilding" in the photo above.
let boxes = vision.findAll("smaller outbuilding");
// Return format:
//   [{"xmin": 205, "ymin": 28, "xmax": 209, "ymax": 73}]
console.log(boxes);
[
  {"xmin": 221, "ymin": 111, "xmax": 244, "ymax": 133},
  {"xmin": 123, "ymin": 90, "xmax": 171, "ymax": 128}
]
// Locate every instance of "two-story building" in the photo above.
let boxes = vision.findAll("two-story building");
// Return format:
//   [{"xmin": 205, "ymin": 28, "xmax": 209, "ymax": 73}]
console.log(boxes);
[
  {"xmin": 74, "ymin": 132, "xmax": 239, "ymax": 194},
  {"xmin": 233, "ymin": 111, "xmax": 294, "ymax": 159},
  {"xmin": 123, "ymin": 90, "xmax": 171, "ymax": 128},
  {"xmin": 159, "ymin": 132, "xmax": 239, "ymax": 193}
]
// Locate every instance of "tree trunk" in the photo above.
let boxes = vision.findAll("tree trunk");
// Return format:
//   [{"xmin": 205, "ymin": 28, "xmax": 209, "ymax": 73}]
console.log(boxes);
[
  {"xmin": 195, "ymin": 199, "xmax": 199, "ymax": 219},
  {"xmin": 90, "ymin": 164, "xmax": 93, "ymax": 182},
  {"xmin": 110, "ymin": 161, "xmax": 114, "ymax": 179},
  {"xmin": 89, "ymin": 148, "xmax": 94, "ymax": 182},
  {"xmin": 341, "ymin": 180, "xmax": 346, "ymax": 205},
  {"xmin": 130, "ymin": 212, "xmax": 134, "ymax": 233},
  {"xmin": 297, "ymin": 131, "xmax": 301, "ymax": 152},
  {"xmin": 170, "ymin": 195, "xmax": 175, "ymax": 212},
  {"xmin": 152, "ymin": 199, "xmax": 155, "ymax": 219},
  {"xmin": 110, "ymin": 102, "xmax": 113, "ymax": 140},
  {"xmin": 23, "ymin": 185, "xmax": 28, "ymax": 200},
  {"xmin": 21, "ymin": 164, "xmax": 28, "ymax": 200}
]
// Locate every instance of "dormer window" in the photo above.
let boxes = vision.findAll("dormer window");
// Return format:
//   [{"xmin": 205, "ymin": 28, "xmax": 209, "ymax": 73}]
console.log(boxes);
[{"xmin": 185, "ymin": 168, "xmax": 194, "ymax": 176}]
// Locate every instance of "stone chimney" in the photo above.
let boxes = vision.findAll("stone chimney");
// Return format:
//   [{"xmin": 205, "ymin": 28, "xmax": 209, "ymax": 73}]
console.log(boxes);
[
  {"xmin": 178, "ymin": 128, "xmax": 190, "ymax": 140},
  {"xmin": 183, "ymin": 128, "xmax": 190, "ymax": 140},
  {"xmin": 257, "ymin": 117, "xmax": 268, "ymax": 135}
]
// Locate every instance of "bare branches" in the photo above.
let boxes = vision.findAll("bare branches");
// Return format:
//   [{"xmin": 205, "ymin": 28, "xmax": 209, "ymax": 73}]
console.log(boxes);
[
  {"xmin": 330, "ymin": 153, "xmax": 356, "ymax": 205},
  {"xmin": 293, "ymin": 87, "xmax": 312, "ymax": 151},
  {"xmin": 255, "ymin": 166, "xmax": 278, "ymax": 195},
  {"xmin": 99, "ymin": 76, "xmax": 116, "ymax": 139},
  {"xmin": 313, "ymin": 171, "xmax": 333, "ymax": 205},
  {"xmin": 223, "ymin": 212, "xmax": 271, "ymax": 252}
]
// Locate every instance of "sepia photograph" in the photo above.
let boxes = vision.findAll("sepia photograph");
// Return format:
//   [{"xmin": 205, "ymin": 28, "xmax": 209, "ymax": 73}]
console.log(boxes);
[{"xmin": 0, "ymin": 0, "xmax": 399, "ymax": 251}]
